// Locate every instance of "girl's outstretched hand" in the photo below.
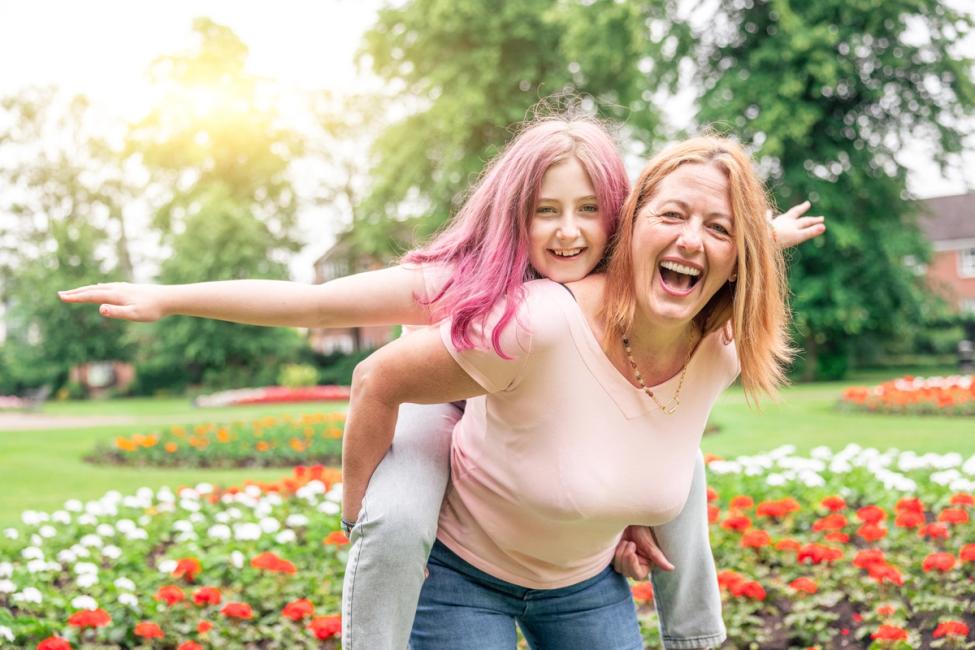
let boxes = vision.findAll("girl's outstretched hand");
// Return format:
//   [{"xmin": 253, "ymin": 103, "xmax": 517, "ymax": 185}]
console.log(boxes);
[
  {"xmin": 58, "ymin": 283, "xmax": 168, "ymax": 322},
  {"xmin": 612, "ymin": 525, "xmax": 674, "ymax": 580},
  {"xmin": 772, "ymin": 200, "xmax": 826, "ymax": 249}
]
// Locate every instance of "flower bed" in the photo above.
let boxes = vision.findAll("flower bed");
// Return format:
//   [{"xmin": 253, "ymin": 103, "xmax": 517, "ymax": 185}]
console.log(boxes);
[
  {"xmin": 88, "ymin": 413, "xmax": 346, "ymax": 468},
  {"xmin": 193, "ymin": 386, "xmax": 350, "ymax": 408},
  {"xmin": 0, "ymin": 396, "xmax": 27, "ymax": 410},
  {"xmin": 2, "ymin": 446, "xmax": 974, "ymax": 648},
  {"xmin": 840, "ymin": 374, "xmax": 975, "ymax": 416}
]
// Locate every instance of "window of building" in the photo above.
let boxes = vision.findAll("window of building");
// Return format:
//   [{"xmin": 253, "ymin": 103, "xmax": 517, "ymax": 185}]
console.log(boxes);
[{"xmin": 959, "ymin": 248, "xmax": 975, "ymax": 278}]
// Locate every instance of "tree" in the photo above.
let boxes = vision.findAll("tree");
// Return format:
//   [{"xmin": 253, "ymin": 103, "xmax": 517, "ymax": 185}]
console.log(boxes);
[{"xmin": 687, "ymin": 0, "xmax": 975, "ymax": 378}]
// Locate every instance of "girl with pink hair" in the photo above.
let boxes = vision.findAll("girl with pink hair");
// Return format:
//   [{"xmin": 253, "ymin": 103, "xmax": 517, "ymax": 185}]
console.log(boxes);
[{"xmin": 62, "ymin": 114, "xmax": 823, "ymax": 649}]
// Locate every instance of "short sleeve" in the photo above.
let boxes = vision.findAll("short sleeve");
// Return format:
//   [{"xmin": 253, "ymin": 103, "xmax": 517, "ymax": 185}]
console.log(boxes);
[{"xmin": 439, "ymin": 291, "xmax": 535, "ymax": 394}]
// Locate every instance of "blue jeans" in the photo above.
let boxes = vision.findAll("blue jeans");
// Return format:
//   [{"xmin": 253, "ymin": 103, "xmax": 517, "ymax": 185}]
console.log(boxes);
[{"xmin": 410, "ymin": 540, "xmax": 644, "ymax": 650}]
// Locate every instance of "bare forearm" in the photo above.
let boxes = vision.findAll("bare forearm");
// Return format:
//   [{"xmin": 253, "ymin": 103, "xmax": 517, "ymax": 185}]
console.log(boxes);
[
  {"xmin": 162, "ymin": 280, "xmax": 328, "ymax": 328},
  {"xmin": 340, "ymin": 390, "xmax": 400, "ymax": 522}
]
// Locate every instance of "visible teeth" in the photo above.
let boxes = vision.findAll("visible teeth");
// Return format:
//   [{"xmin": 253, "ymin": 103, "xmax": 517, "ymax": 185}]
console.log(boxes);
[
  {"xmin": 660, "ymin": 260, "xmax": 701, "ymax": 276},
  {"xmin": 552, "ymin": 248, "xmax": 583, "ymax": 257}
]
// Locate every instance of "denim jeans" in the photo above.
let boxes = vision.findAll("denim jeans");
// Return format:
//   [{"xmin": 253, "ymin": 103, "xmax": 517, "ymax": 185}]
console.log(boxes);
[
  {"xmin": 411, "ymin": 540, "xmax": 643, "ymax": 650},
  {"xmin": 342, "ymin": 402, "xmax": 725, "ymax": 649}
]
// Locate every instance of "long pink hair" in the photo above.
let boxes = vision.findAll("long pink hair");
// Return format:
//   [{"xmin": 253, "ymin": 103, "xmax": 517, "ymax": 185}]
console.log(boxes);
[{"xmin": 405, "ymin": 117, "xmax": 629, "ymax": 357}]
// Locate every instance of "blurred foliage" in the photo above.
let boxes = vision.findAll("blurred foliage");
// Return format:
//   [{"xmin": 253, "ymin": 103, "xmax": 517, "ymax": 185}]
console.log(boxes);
[{"xmin": 277, "ymin": 364, "xmax": 320, "ymax": 388}]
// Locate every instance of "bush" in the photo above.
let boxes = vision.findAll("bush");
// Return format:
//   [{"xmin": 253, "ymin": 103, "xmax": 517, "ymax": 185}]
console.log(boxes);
[
  {"xmin": 277, "ymin": 364, "xmax": 319, "ymax": 388},
  {"xmin": 313, "ymin": 349, "xmax": 374, "ymax": 386}
]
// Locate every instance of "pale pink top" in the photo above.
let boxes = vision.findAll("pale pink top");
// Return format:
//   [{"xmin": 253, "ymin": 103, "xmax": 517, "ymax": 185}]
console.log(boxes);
[{"xmin": 437, "ymin": 279, "xmax": 739, "ymax": 589}]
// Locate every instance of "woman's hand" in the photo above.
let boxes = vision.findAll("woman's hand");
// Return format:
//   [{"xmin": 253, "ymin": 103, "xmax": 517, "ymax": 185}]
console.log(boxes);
[
  {"xmin": 612, "ymin": 525, "xmax": 674, "ymax": 580},
  {"xmin": 771, "ymin": 201, "xmax": 826, "ymax": 249},
  {"xmin": 59, "ymin": 283, "xmax": 170, "ymax": 322}
]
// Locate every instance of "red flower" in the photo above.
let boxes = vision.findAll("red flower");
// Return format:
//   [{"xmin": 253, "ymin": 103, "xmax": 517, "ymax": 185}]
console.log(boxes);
[
  {"xmin": 894, "ymin": 511, "xmax": 924, "ymax": 529},
  {"xmin": 37, "ymin": 637, "xmax": 72, "ymax": 650},
  {"xmin": 797, "ymin": 543, "xmax": 843, "ymax": 565},
  {"xmin": 706, "ymin": 487, "xmax": 718, "ymax": 502},
  {"xmin": 923, "ymin": 552, "xmax": 956, "ymax": 573},
  {"xmin": 221, "ymin": 601, "xmax": 254, "ymax": 620},
  {"xmin": 960, "ymin": 544, "xmax": 975, "ymax": 563},
  {"xmin": 933, "ymin": 620, "xmax": 969, "ymax": 638},
  {"xmin": 197, "ymin": 620, "xmax": 213, "ymax": 634},
  {"xmin": 789, "ymin": 577, "xmax": 818, "ymax": 594},
  {"xmin": 193, "ymin": 586, "xmax": 222, "ymax": 606},
  {"xmin": 173, "ymin": 557, "xmax": 202, "ymax": 582},
  {"xmin": 740, "ymin": 530, "xmax": 771, "ymax": 549},
  {"xmin": 950, "ymin": 493, "xmax": 974, "ymax": 506},
  {"xmin": 155, "ymin": 585, "xmax": 186, "ymax": 606},
  {"xmin": 730, "ymin": 579, "xmax": 766, "ymax": 601},
  {"xmin": 179, "ymin": 643, "xmax": 204, "ymax": 650},
  {"xmin": 867, "ymin": 563, "xmax": 904, "ymax": 586},
  {"xmin": 852, "ymin": 613, "xmax": 863, "ymax": 623},
  {"xmin": 67, "ymin": 609, "xmax": 111, "ymax": 628},
  {"xmin": 918, "ymin": 523, "xmax": 950, "ymax": 539},
  {"xmin": 856, "ymin": 505, "xmax": 887, "ymax": 524},
  {"xmin": 857, "ymin": 523, "xmax": 888, "ymax": 542},
  {"xmin": 853, "ymin": 549, "xmax": 886, "ymax": 569},
  {"xmin": 824, "ymin": 532, "xmax": 850, "ymax": 543},
  {"xmin": 730, "ymin": 495, "xmax": 754, "ymax": 510},
  {"xmin": 820, "ymin": 495, "xmax": 846, "ymax": 512},
  {"xmin": 938, "ymin": 508, "xmax": 970, "ymax": 524},
  {"xmin": 813, "ymin": 513, "xmax": 848, "ymax": 531},
  {"xmin": 717, "ymin": 570, "xmax": 745, "ymax": 591},
  {"xmin": 308, "ymin": 614, "xmax": 342, "ymax": 640},
  {"xmin": 630, "ymin": 581, "xmax": 654, "ymax": 604},
  {"xmin": 134, "ymin": 622, "xmax": 164, "ymax": 639},
  {"xmin": 324, "ymin": 531, "xmax": 350, "ymax": 546},
  {"xmin": 707, "ymin": 504, "xmax": 720, "ymax": 524},
  {"xmin": 895, "ymin": 497, "xmax": 924, "ymax": 515},
  {"xmin": 251, "ymin": 551, "xmax": 297, "ymax": 574},
  {"xmin": 871, "ymin": 624, "xmax": 909, "ymax": 642},
  {"xmin": 721, "ymin": 515, "xmax": 751, "ymax": 532},
  {"xmin": 775, "ymin": 538, "xmax": 801, "ymax": 552},
  {"xmin": 756, "ymin": 498, "xmax": 800, "ymax": 519},
  {"xmin": 282, "ymin": 598, "xmax": 316, "ymax": 621},
  {"xmin": 876, "ymin": 604, "xmax": 896, "ymax": 617}
]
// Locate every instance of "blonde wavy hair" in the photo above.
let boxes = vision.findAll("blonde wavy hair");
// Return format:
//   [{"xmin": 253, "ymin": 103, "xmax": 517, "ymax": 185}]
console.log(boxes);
[{"xmin": 601, "ymin": 136, "xmax": 793, "ymax": 402}]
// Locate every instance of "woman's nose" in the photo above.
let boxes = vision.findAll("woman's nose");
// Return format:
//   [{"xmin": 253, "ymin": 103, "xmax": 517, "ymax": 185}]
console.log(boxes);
[{"xmin": 677, "ymin": 221, "xmax": 703, "ymax": 252}]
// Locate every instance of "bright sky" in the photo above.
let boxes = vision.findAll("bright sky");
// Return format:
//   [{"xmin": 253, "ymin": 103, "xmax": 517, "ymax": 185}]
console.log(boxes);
[{"xmin": 0, "ymin": 0, "xmax": 972, "ymax": 282}]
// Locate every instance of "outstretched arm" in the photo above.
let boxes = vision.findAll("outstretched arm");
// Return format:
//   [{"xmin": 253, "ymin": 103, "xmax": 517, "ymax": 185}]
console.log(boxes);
[
  {"xmin": 342, "ymin": 327, "xmax": 486, "ymax": 523},
  {"xmin": 58, "ymin": 265, "xmax": 436, "ymax": 329},
  {"xmin": 772, "ymin": 200, "xmax": 826, "ymax": 249}
]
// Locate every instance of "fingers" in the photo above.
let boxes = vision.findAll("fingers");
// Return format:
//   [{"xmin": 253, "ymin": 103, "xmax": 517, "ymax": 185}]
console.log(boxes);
[
  {"xmin": 98, "ymin": 304, "xmax": 142, "ymax": 321},
  {"xmin": 621, "ymin": 542, "xmax": 650, "ymax": 580},
  {"xmin": 781, "ymin": 200, "xmax": 811, "ymax": 219},
  {"xmin": 58, "ymin": 287, "xmax": 115, "ymax": 304},
  {"xmin": 645, "ymin": 542, "xmax": 675, "ymax": 572},
  {"xmin": 613, "ymin": 538, "xmax": 628, "ymax": 575}
]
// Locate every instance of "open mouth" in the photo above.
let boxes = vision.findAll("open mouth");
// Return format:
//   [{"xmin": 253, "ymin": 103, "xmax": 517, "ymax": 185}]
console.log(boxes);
[
  {"xmin": 548, "ymin": 247, "xmax": 585, "ymax": 259},
  {"xmin": 659, "ymin": 260, "xmax": 702, "ymax": 293}
]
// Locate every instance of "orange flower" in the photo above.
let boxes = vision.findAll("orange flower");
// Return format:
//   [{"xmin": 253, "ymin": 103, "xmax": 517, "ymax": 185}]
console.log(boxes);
[
  {"xmin": 857, "ymin": 523, "xmax": 887, "ymax": 542},
  {"xmin": 960, "ymin": 544, "xmax": 975, "ymax": 563},
  {"xmin": 134, "ymin": 622, "xmax": 164, "ymax": 639},
  {"xmin": 282, "ymin": 598, "xmax": 315, "ymax": 621},
  {"xmin": 308, "ymin": 614, "xmax": 342, "ymax": 640},
  {"xmin": 251, "ymin": 551, "xmax": 297, "ymax": 574},
  {"xmin": 193, "ymin": 586, "xmax": 222, "ymax": 606},
  {"xmin": 740, "ymin": 530, "xmax": 771, "ymax": 549},
  {"xmin": 255, "ymin": 441, "xmax": 270, "ymax": 452},
  {"xmin": 67, "ymin": 609, "xmax": 111, "ymax": 628},
  {"xmin": 630, "ymin": 581, "xmax": 654, "ymax": 604},
  {"xmin": 933, "ymin": 620, "xmax": 969, "ymax": 638},
  {"xmin": 856, "ymin": 505, "xmax": 887, "ymax": 524},
  {"xmin": 706, "ymin": 486, "xmax": 719, "ymax": 501},
  {"xmin": 950, "ymin": 493, "xmax": 974, "ymax": 506},
  {"xmin": 813, "ymin": 513, "xmax": 847, "ymax": 531},
  {"xmin": 730, "ymin": 495, "xmax": 754, "ymax": 510},
  {"xmin": 871, "ymin": 625, "xmax": 908, "ymax": 642},
  {"xmin": 707, "ymin": 504, "xmax": 720, "ymax": 524},
  {"xmin": 221, "ymin": 602, "xmax": 254, "ymax": 620},
  {"xmin": 922, "ymin": 552, "xmax": 956, "ymax": 573},
  {"xmin": 173, "ymin": 557, "xmax": 202, "ymax": 582},
  {"xmin": 324, "ymin": 531, "xmax": 350, "ymax": 546},
  {"xmin": 789, "ymin": 577, "xmax": 818, "ymax": 594},
  {"xmin": 165, "ymin": 442, "xmax": 179, "ymax": 453},
  {"xmin": 820, "ymin": 495, "xmax": 846, "ymax": 511},
  {"xmin": 37, "ymin": 637, "xmax": 72, "ymax": 650},
  {"xmin": 824, "ymin": 532, "xmax": 850, "ymax": 543},
  {"xmin": 876, "ymin": 604, "xmax": 896, "ymax": 617},
  {"xmin": 938, "ymin": 508, "xmax": 970, "ymax": 524},
  {"xmin": 197, "ymin": 620, "xmax": 213, "ymax": 634},
  {"xmin": 155, "ymin": 585, "xmax": 185, "ymax": 606}
]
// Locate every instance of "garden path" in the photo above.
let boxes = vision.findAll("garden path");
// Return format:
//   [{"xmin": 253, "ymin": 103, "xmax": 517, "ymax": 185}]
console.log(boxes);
[{"xmin": 0, "ymin": 413, "xmax": 133, "ymax": 431}]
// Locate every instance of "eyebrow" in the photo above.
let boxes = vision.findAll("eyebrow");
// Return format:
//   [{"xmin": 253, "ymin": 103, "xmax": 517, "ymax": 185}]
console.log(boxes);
[
  {"xmin": 661, "ymin": 198, "xmax": 732, "ymax": 221},
  {"xmin": 537, "ymin": 195, "xmax": 598, "ymax": 202}
]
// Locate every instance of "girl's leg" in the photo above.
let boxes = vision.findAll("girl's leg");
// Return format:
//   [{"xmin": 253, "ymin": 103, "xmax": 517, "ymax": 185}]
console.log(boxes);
[
  {"xmin": 411, "ymin": 541, "xmax": 520, "ymax": 649},
  {"xmin": 650, "ymin": 450, "xmax": 726, "ymax": 650},
  {"xmin": 342, "ymin": 402, "xmax": 461, "ymax": 649},
  {"xmin": 517, "ymin": 565, "xmax": 643, "ymax": 650}
]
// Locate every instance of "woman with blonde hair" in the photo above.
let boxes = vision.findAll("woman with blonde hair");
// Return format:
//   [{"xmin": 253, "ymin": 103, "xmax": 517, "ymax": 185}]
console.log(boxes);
[{"xmin": 342, "ymin": 134, "xmax": 795, "ymax": 648}]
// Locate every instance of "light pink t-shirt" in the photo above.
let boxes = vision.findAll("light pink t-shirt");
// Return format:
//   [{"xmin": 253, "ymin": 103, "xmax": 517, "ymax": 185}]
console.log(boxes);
[{"xmin": 437, "ymin": 279, "xmax": 739, "ymax": 589}]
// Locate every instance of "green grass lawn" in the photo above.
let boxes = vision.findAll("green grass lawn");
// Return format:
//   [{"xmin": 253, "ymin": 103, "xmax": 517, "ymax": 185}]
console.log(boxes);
[{"xmin": 1, "ymin": 377, "xmax": 971, "ymax": 527}]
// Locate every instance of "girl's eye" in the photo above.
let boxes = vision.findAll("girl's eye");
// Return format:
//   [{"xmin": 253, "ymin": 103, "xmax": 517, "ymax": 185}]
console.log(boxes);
[
  {"xmin": 579, "ymin": 204, "xmax": 599, "ymax": 214},
  {"xmin": 535, "ymin": 205, "xmax": 557, "ymax": 215}
]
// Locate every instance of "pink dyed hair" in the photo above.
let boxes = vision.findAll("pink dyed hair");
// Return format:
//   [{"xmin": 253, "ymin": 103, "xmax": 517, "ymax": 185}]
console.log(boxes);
[{"xmin": 404, "ymin": 116, "xmax": 629, "ymax": 357}]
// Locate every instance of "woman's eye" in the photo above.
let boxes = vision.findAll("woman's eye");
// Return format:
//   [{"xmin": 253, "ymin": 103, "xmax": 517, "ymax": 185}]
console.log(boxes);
[
  {"xmin": 660, "ymin": 211, "xmax": 684, "ymax": 220},
  {"xmin": 710, "ymin": 223, "xmax": 731, "ymax": 235}
]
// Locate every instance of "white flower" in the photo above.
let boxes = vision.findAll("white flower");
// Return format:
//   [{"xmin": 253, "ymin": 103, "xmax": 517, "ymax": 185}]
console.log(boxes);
[
  {"xmin": 136, "ymin": 487, "xmax": 155, "ymax": 502},
  {"xmin": 64, "ymin": 499, "xmax": 83, "ymax": 512},
  {"xmin": 172, "ymin": 520, "xmax": 195, "ymax": 533},
  {"xmin": 0, "ymin": 624, "xmax": 13, "ymax": 642},
  {"xmin": 77, "ymin": 514, "xmax": 97, "ymax": 526},
  {"xmin": 179, "ymin": 499, "xmax": 201, "ymax": 512},
  {"xmin": 30, "ymin": 534, "xmax": 42, "ymax": 547},
  {"xmin": 71, "ymin": 594, "xmax": 97, "ymax": 610},
  {"xmin": 0, "ymin": 579, "xmax": 16, "ymax": 593},
  {"xmin": 706, "ymin": 460, "xmax": 741, "ymax": 475},
  {"xmin": 230, "ymin": 550, "xmax": 245, "ymax": 569},
  {"xmin": 195, "ymin": 482, "xmax": 214, "ymax": 494},
  {"xmin": 74, "ymin": 562, "xmax": 98, "ymax": 575},
  {"xmin": 297, "ymin": 480, "xmax": 326, "ymax": 499},
  {"xmin": 259, "ymin": 517, "xmax": 281, "ymax": 534},
  {"xmin": 179, "ymin": 488, "xmax": 199, "ymax": 500},
  {"xmin": 244, "ymin": 485, "xmax": 262, "ymax": 498},
  {"xmin": 318, "ymin": 501, "xmax": 340, "ymax": 515},
  {"xmin": 175, "ymin": 531, "xmax": 198, "ymax": 543},
  {"xmin": 208, "ymin": 524, "xmax": 231, "ymax": 540},
  {"xmin": 810, "ymin": 446, "xmax": 832, "ymax": 460},
  {"xmin": 57, "ymin": 549, "xmax": 78, "ymax": 564},
  {"xmin": 115, "ymin": 519, "xmax": 136, "ymax": 534},
  {"xmin": 3, "ymin": 528, "xmax": 18, "ymax": 539},
  {"xmin": 275, "ymin": 529, "xmax": 297, "ymax": 544},
  {"xmin": 84, "ymin": 501, "xmax": 106, "ymax": 517},
  {"xmin": 96, "ymin": 524, "xmax": 115, "ymax": 537},
  {"xmin": 265, "ymin": 493, "xmax": 283, "ymax": 507},
  {"xmin": 765, "ymin": 473, "xmax": 788, "ymax": 486},
  {"xmin": 326, "ymin": 484, "xmax": 343, "ymax": 502},
  {"xmin": 21, "ymin": 547, "xmax": 43, "ymax": 561},
  {"xmin": 52, "ymin": 510, "xmax": 72, "ymax": 524},
  {"xmin": 38, "ymin": 525, "xmax": 56, "ymax": 539},
  {"xmin": 125, "ymin": 528, "xmax": 148, "ymax": 541},
  {"xmin": 254, "ymin": 503, "xmax": 273, "ymax": 519},
  {"xmin": 286, "ymin": 514, "xmax": 309, "ymax": 528},
  {"xmin": 102, "ymin": 545, "xmax": 122, "ymax": 560},
  {"xmin": 119, "ymin": 592, "xmax": 139, "ymax": 609},
  {"xmin": 80, "ymin": 534, "xmax": 103, "ymax": 548},
  {"xmin": 226, "ymin": 507, "xmax": 243, "ymax": 520},
  {"xmin": 0, "ymin": 562, "xmax": 12, "ymax": 578},
  {"xmin": 76, "ymin": 573, "xmax": 98, "ymax": 588},
  {"xmin": 70, "ymin": 544, "xmax": 91, "ymax": 558},
  {"xmin": 13, "ymin": 587, "xmax": 42, "ymax": 604},
  {"xmin": 158, "ymin": 559, "xmax": 178, "ymax": 574},
  {"xmin": 189, "ymin": 512, "xmax": 205, "ymax": 524},
  {"xmin": 234, "ymin": 523, "xmax": 262, "ymax": 541},
  {"xmin": 215, "ymin": 512, "xmax": 231, "ymax": 524},
  {"xmin": 156, "ymin": 487, "xmax": 175, "ymax": 503},
  {"xmin": 26, "ymin": 560, "xmax": 48, "ymax": 574},
  {"xmin": 138, "ymin": 515, "xmax": 151, "ymax": 526},
  {"xmin": 114, "ymin": 576, "xmax": 136, "ymax": 591},
  {"xmin": 46, "ymin": 561, "xmax": 61, "ymax": 572},
  {"xmin": 932, "ymin": 469, "xmax": 962, "ymax": 486}
]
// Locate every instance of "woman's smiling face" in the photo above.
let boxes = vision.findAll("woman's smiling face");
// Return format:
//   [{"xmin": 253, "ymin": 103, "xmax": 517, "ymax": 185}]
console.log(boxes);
[
  {"xmin": 630, "ymin": 162, "xmax": 738, "ymax": 328},
  {"xmin": 528, "ymin": 155, "xmax": 611, "ymax": 283}
]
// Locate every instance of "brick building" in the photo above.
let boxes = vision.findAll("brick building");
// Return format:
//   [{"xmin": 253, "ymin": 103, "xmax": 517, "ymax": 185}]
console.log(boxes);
[{"xmin": 919, "ymin": 192, "xmax": 975, "ymax": 314}]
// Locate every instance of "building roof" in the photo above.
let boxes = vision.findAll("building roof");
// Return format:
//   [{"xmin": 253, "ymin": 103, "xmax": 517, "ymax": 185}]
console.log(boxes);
[{"xmin": 919, "ymin": 192, "xmax": 975, "ymax": 242}]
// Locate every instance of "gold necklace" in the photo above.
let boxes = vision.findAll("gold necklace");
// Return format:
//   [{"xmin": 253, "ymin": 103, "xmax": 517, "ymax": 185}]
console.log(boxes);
[{"xmin": 621, "ymin": 330, "xmax": 695, "ymax": 415}]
